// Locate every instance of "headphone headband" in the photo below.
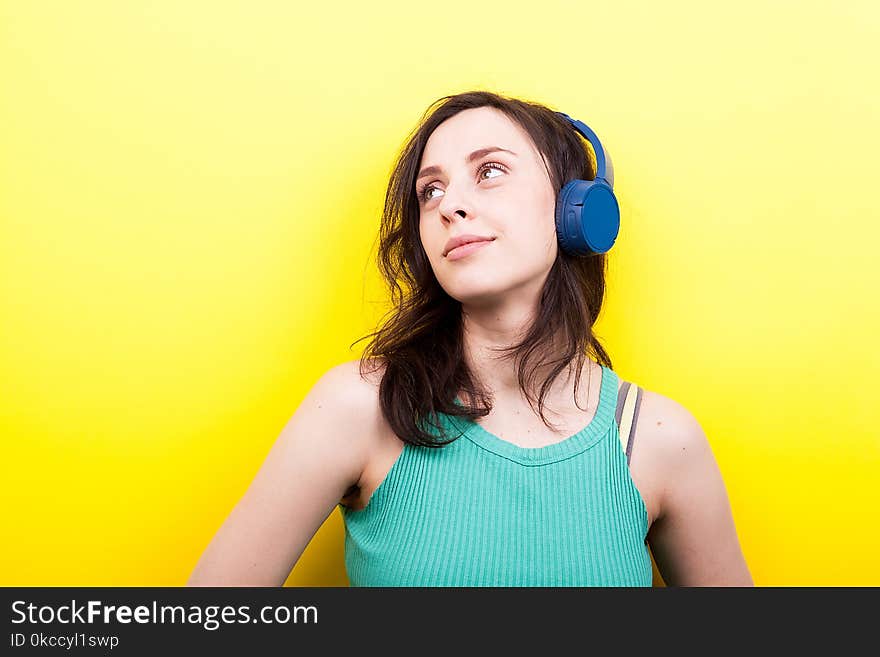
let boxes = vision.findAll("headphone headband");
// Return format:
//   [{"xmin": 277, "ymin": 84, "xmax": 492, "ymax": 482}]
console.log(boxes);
[{"xmin": 556, "ymin": 112, "xmax": 614, "ymax": 188}]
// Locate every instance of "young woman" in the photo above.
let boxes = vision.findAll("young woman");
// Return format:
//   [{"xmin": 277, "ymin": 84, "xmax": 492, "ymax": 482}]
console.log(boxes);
[{"xmin": 188, "ymin": 90, "xmax": 753, "ymax": 587}]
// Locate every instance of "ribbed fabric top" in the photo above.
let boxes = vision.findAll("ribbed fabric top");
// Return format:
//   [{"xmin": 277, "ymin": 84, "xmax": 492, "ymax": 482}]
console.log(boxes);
[{"xmin": 339, "ymin": 365, "xmax": 652, "ymax": 587}]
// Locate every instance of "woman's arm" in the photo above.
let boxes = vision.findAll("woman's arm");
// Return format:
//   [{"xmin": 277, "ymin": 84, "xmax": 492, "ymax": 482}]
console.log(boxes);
[
  {"xmin": 186, "ymin": 361, "xmax": 375, "ymax": 586},
  {"xmin": 643, "ymin": 392, "xmax": 754, "ymax": 586}
]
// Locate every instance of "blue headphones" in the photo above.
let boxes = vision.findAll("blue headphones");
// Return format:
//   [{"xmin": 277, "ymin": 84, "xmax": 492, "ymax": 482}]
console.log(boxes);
[{"xmin": 554, "ymin": 112, "xmax": 620, "ymax": 256}]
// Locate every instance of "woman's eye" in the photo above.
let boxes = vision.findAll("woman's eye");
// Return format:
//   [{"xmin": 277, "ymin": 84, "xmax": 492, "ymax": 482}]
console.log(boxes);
[
  {"xmin": 417, "ymin": 162, "xmax": 507, "ymax": 204},
  {"xmin": 480, "ymin": 162, "xmax": 506, "ymax": 180}
]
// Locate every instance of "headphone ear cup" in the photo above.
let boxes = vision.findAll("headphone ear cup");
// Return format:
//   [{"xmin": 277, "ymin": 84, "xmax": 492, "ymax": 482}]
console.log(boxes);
[
  {"xmin": 555, "ymin": 179, "xmax": 620, "ymax": 256},
  {"xmin": 555, "ymin": 180, "xmax": 581, "ymax": 256}
]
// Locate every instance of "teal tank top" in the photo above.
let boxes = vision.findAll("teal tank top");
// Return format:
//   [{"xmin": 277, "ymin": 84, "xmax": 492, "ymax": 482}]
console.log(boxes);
[{"xmin": 339, "ymin": 365, "xmax": 652, "ymax": 586}]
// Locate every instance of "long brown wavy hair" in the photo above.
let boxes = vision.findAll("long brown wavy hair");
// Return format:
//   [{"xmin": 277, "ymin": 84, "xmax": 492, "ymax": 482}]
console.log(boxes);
[{"xmin": 352, "ymin": 90, "xmax": 614, "ymax": 447}]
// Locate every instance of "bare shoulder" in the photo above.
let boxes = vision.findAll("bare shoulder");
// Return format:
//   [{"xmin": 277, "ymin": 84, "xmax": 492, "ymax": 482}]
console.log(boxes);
[
  {"xmin": 324, "ymin": 356, "xmax": 390, "ymax": 449},
  {"xmin": 185, "ymin": 359, "xmax": 389, "ymax": 586},
  {"xmin": 283, "ymin": 359, "xmax": 384, "ymax": 474},
  {"xmin": 319, "ymin": 358, "xmax": 388, "ymax": 443},
  {"xmin": 324, "ymin": 357, "xmax": 386, "ymax": 401},
  {"xmin": 323, "ymin": 358, "xmax": 403, "ymax": 506},
  {"xmin": 636, "ymin": 388, "xmax": 711, "ymax": 468},
  {"xmin": 631, "ymin": 387, "xmax": 721, "ymax": 521},
  {"xmin": 629, "ymin": 386, "xmax": 753, "ymax": 585}
]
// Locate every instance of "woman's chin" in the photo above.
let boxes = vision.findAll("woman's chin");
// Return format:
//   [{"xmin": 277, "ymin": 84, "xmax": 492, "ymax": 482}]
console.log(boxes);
[{"xmin": 444, "ymin": 282, "xmax": 506, "ymax": 307}]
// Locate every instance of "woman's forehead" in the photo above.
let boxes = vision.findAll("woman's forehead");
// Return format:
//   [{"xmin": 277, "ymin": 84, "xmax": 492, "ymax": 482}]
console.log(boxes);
[{"xmin": 420, "ymin": 107, "xmax": 537, "ymax": 166}]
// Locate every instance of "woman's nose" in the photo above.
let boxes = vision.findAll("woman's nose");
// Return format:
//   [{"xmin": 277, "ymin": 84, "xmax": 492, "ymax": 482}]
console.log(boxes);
[{"xmin": 437, "ymin": 184, "xmax": 472, "ymax": 222}]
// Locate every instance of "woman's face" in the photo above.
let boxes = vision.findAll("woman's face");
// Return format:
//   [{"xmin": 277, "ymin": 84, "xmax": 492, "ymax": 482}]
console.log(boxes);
[{"xmin": 416, "ymin": 106, "xmax": 558, "ymax": 307}]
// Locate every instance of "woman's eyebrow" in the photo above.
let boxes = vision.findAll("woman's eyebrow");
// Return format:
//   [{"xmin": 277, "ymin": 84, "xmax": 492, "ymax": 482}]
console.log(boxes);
[{"xmin": 416, "ymin": 147, "xmax": 517, "ymax": 181}]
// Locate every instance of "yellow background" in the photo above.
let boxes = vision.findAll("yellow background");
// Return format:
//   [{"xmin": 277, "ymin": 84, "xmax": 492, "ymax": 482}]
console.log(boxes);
[{"xmin": 1, "ymin": 1, "xmax": 877, "ymax": 586}]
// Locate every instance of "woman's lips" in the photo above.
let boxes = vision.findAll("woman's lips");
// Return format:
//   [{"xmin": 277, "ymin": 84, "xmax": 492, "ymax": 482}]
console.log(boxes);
[{"xmin": 446, "ymin": 238, "xmax": 494, "ymax": 261}]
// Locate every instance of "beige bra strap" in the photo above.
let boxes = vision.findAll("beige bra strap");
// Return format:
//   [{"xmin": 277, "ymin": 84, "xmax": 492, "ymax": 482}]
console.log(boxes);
[{"xmin": 615, "ymin": 381, "xmax": 643, "ymax": 467}]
